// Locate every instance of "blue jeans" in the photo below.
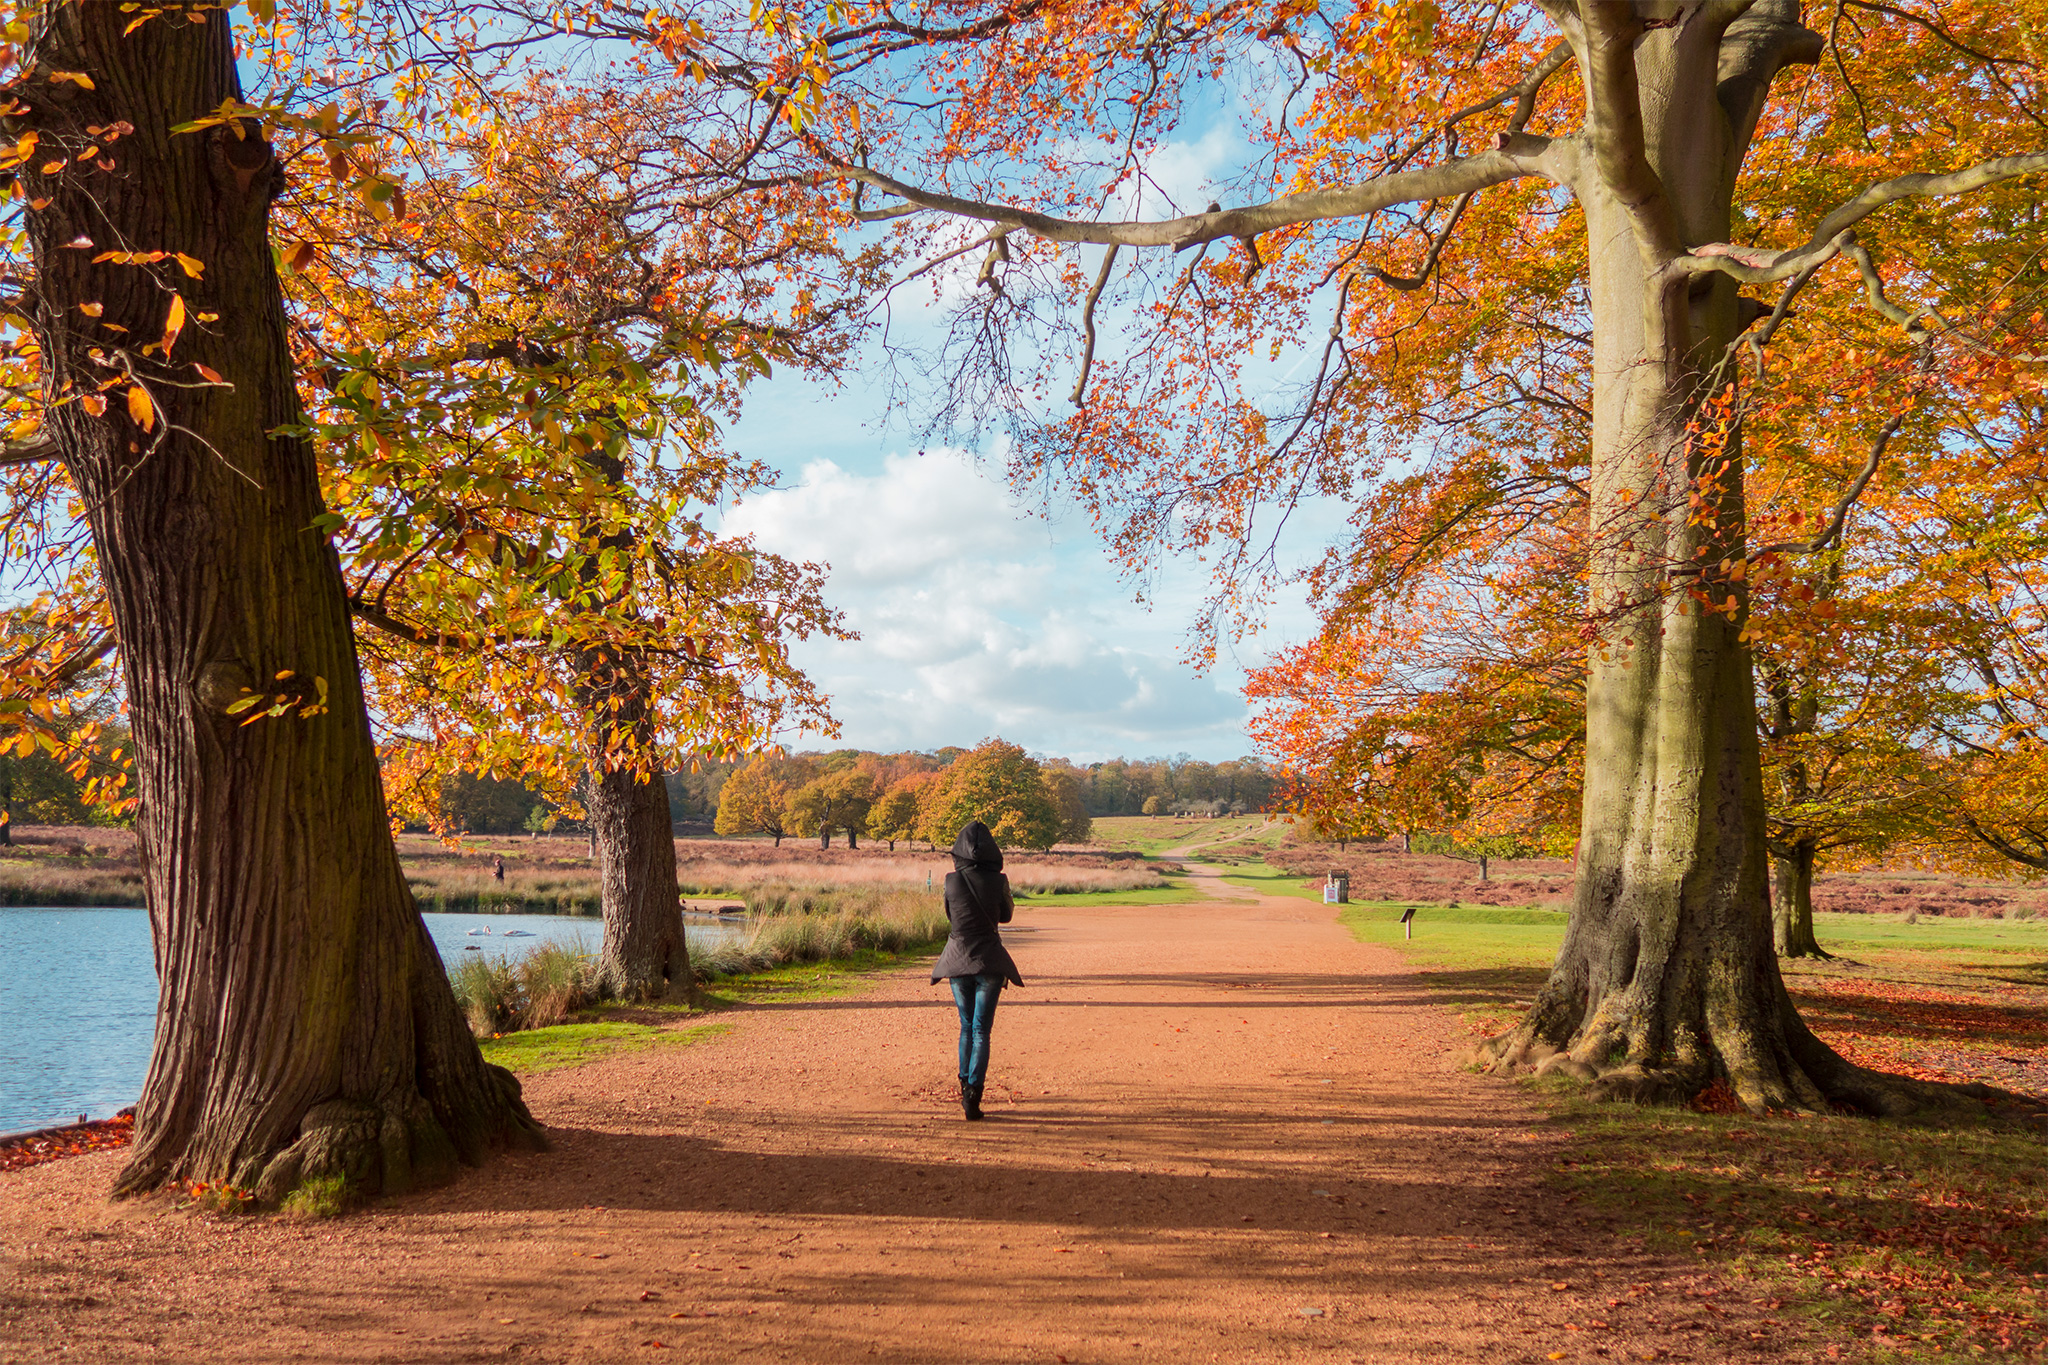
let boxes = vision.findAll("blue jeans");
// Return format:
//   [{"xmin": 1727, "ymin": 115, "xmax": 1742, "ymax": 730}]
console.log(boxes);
[{"xmin": 949, "ymin": 974, "xmax": 1003, "ymax": 1087}]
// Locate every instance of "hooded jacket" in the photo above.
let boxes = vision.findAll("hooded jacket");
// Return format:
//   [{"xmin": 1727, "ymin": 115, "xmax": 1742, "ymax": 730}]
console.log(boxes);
[{"xmin": 929, "ymin": 821, "xmax": 1023, "ymax": 986}]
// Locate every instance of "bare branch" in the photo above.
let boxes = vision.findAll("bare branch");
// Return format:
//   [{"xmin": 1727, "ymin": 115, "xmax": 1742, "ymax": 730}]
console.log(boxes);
[
  {"xmin": 1756, "ymin": 349, "xmax": 1928, "ymax": 557},
  {"xmin": 42, "ymin": 630, "xmax": 116, "ymax": 692},
  {"xmin": 1840, "ymin": 235, "xmax": 1927, "ymax": 330},
  {"xmin": 1366, "ymin": 191, "xmax": 1474, "ymax": 291},
  {"xmin": 1673, "ymin": 152, "xmax": 2048, "ymax": 286},
  {"xmin": 827, "ymin": 134, "xmax": 1578, "ymax": 250},
  {"xmin": 1070, "ymin": 243, "xmax": 1119, "ymax": 407}
]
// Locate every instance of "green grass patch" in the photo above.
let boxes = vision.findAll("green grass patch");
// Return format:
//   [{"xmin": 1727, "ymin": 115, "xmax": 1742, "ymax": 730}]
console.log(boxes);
[
  {"xmin": 700, "ymin": 946, "xmax": 942, "ymax": 1005},
  {"xmin": 1219, "ymin": 862, "xmax": 1325, "ymax": 901},
  {"xmin": 478, "ymin": 1020, "xmax": 727, "ymax": 1074},
  {"xmin": 1088, "ymin": 815, "xmax": 1285, "ymax": 855},
  {"xmin": 1014, "ymin": 878, "xmax": 1211, "ymax": 907},
  {"xmin": 279, "ymin": 1174, "xmax": 352, "ymax": 1220}
]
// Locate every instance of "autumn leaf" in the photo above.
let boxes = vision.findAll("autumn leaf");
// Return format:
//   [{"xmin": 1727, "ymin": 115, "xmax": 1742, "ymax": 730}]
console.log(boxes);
[
  {"xmin": 80, "ymin": 394, "xmax": 107, "ymax": 416},
  {"xmin": 126, "ymin": 385, "xmax": 155, "ymax": 432},
  {"xmin": 160, "ymin": 293, "xmax": 186, "ymax": 354}
]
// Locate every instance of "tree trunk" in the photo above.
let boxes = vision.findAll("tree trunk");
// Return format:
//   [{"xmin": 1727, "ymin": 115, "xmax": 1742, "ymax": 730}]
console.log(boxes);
[
  {"xmin": 1477, "ymin": 8, "xmax": 1968, "ymax": 1117},
  {"xmin": 577, "ymin": 655, "xmax": 691, "ymax": 1002},
  {"xmin": 819, "ymin": 827, "xmax": 831, "ymax": 849},
  {"xmin": 1401, "ymin": 831, "xmax": 1411, "ymax": 853},
  {"xmin": 586, "ymin": 759, "xmax": 691, "ymax": 1001},
  {"xmin": 20, "ymin": 4, "xmax": 543, "ymax": 1198},
  {"xmin": 1477, "ymin": 855, "xmax": 1490, "ymax": 882},
  {"xmin": 1771, "ymin": 842, "xmax": 1831, "ymax": 959},
  {"xmin": 845, "ymin": 823, "xmax": 858, "ymax": 849}
]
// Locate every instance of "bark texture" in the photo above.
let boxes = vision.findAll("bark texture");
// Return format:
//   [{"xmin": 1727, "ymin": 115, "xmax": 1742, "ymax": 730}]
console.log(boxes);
[
  {"xmin": 1474, "ymin": 3, "xmax": 1970, "ymax": 1116},
  {"xmin": 21, "ymin": 5, "xmax": 544, "ymax": 1197},
  {"xmin": 1771, "ymin": 844, "xmax": 1830, "ymax": 959},
  {"xmin": 578, "ymin": 653, "xmax": 691, "ymax": 1002}
]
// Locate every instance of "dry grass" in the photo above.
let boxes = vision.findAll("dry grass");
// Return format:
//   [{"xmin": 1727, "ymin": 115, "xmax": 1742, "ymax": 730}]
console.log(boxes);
[
  {"xmin": 679, "ymin": 859, "xmax": 1163, "ymax": 899},
  {"xmin": 448, "ymin": 939, "xmax": 602, "ymax": 1036},
  {"xmin": 0, "ymin": 826, "xmax": 1160, "ymax": 915},
  {"xmin": 405, "ymin": 866, "xmax": 602, "ymax": 916},
  {"xmin": 692, "ymin": 889, "xmax": 949, "ymax": 979}
]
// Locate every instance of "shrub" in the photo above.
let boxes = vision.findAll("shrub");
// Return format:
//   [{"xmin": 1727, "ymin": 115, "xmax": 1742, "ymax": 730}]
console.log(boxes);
[{"xmin": 448, "ymin": 939, "xmax": 599, "ymax": 1036}]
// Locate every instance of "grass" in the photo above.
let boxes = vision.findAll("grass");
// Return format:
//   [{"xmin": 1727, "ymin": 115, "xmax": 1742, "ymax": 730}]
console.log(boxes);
[
  {"xmin": 1014, "ymin": 878, "xmax": 1210, "ymax": 907},
  {"xmin": 684, "ymin": 860, "xmax": 1165, "ymax": 899},
  {"xmin": 1088, "ymin": 814, "xmax": 1287, "ymax": 856},
  {"xmin": 449, "ymin": 939, "xmax": 601, "ymax": 1035},
  {"xmin": 478, "ymin": 1020, "xmax": 729, "ymax": 1074},
  {"xmin": 1336, "ymin": 898, "xmax": 2048, "ymax": 1360},
  {"xmin": 702, "ymin": 949, "xmax": 943, "ymax": 1005},
  {"xmin": 279, "ymin": 1174, "xmax": 352, "ymax": 1221},
  {"xmin": 691, "ymin": 891, "xmax": 949, "ymax": 979},
  {"xmin": 1220, "ymin": 861, "xmax": 1327, "ymax": 901}
]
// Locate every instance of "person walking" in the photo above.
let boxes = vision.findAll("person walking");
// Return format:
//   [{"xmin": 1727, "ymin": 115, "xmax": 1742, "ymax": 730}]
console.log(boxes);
[{"xmin": 930, "ymin": 820, "xmax": 1022, "ymax": 1120}]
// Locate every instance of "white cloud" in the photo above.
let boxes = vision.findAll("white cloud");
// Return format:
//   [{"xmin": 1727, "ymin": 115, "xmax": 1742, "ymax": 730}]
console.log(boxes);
[{"xmin": 719, "ymin": 450, "xmax": 1260, "ymax": 761}]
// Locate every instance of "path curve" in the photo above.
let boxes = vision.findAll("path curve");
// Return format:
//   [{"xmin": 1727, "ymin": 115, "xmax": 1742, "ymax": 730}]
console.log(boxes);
[{"xmin": 0, "ymin": 885, "xmax": 1809, "ymax": 1364}]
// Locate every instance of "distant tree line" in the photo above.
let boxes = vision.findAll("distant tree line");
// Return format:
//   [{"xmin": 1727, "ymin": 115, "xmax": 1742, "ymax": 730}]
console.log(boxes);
[{"xmin": 419, "ymin": 747, "xmax": 1279, "ymax": 840}]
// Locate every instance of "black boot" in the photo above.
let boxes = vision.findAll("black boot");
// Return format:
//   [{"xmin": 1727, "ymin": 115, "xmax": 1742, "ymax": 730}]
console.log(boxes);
[{"xmin": 962, "ymin": 1082, "xmax": 984, "ymax": 1121}]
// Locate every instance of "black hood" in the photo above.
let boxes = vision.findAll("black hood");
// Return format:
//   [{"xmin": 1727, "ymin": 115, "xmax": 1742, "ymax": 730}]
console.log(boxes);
[{"xmin": 951, "ymin": 820, "xmax": 1003, "ymax": 873}]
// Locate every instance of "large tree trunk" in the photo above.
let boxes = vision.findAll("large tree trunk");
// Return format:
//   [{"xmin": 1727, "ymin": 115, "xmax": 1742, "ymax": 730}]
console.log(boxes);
[
  {"xmin": 21, "ymin": 4, "xmax": 544, "ymax": 1198},
  {"xmin": 578, "ymin": 655, "xmax": 691, "ymax": 1002},
  {"xmin": 1476, "ymin": 7, "xmax": 1966, "ymax": 1117},
  {"xmin": 1771, "ymin": 842, "xmax": 1831, "ymax": 959}
]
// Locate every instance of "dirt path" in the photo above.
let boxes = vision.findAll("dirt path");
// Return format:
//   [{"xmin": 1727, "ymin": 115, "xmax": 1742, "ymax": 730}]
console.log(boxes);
[{"xmin": 0, "ymin": 887, "xmax": 1810, "ymax": 1365}]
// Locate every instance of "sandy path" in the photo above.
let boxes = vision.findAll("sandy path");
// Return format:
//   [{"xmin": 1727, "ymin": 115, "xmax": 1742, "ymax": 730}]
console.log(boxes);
[{"xmin": 0, "ymin": 880, "xmax": 1811, "ymax": 1365}]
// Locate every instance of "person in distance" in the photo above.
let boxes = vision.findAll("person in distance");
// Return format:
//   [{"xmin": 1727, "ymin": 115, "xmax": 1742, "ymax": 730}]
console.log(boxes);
[{"xmin": 930, "ymin": 820, "xmax": 1022, "ymax": 1120}]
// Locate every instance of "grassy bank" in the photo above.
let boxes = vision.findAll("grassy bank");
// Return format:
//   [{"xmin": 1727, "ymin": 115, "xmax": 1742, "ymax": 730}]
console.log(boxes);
[
  {"xmin": 1089, "ymin": 814, "xmax": 1288, "ymax": 856},
  {"xmin": 450, "ymin": 891, "xmax": 948, "ymax": 1038},
  {"xmin": 1339, "ymin": 901, "xmax": 2048, "ymax": 1359},
  {"xmin": 479, "ymin": 1020, "xmax": 729, "ymax": 1074},
  {"xmin": 1014, "ymin": 878, "xmax": 1209, "ymax": 907}
]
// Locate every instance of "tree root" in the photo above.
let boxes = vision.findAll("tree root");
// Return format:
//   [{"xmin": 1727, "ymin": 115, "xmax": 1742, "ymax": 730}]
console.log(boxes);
[
  {"xmin": 1475, "ymin": 1022, "xmax": 2044, "ymax": 1122},
  {"xmin": 246, "ymin": 1065, "xmax": 544, "ymax": 1206}
]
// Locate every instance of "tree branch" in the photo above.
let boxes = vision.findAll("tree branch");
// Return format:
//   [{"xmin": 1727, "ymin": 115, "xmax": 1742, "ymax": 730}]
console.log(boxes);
[
  {"xmin": 1755, "ymin": 352, "xmax": 1926, "ymax": 556},
  {"xmin": 0, "ymin": 432, "xmax": 60, "ymax": 468},
  {"xmin": 827, "ymin": 135, "xmax": 1577, "ymax": 250},
  {"xmin": 1070, "ymin": 243, "xmax": 1119, "ymax": 407},
  {"xmin": 1672, "ymin": 152, "xmax": 2048, "ymax": 286},
  {"xmin": 1365, "ymin": 191, "xmax": 1474, "ymax": 291},
  {"xmin": 1580, "ymin": 3, "xmax": 1685, "ymax": 264}
]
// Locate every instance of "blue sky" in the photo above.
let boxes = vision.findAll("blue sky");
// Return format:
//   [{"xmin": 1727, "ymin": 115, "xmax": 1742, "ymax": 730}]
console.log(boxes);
[
  {"xmin": 721, "ymin": 366, "xmax": 1328, "ymax": 764},
  {"xmin": 713, "ymin": 86, "xmax": 1352, "ymax": 765}
]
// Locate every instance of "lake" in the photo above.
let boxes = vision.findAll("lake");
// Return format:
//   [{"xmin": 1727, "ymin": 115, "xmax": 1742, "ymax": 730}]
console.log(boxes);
[{"xmin": 0, "ymin": 906, "xmax": 742, "ymax": 1135}]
